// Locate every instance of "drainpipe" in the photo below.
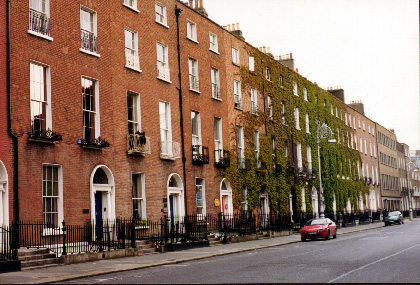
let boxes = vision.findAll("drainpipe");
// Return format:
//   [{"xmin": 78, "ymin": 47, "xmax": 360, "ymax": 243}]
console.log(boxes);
[
  {"xmin": 6, "ymin": 0, "xmax": 19, "ymax": 223},
  {"xmin": 261, "ymin": 60, "xmax": 267, "ymax": 134},
  {"xmin": 175, "ymin": 5, "xmax": 188, "ymax": 217}
]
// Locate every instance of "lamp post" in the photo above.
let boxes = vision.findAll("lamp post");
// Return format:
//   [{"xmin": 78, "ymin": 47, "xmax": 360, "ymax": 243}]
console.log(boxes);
[
  {"xmin": 405, "ymin": 161, "xmax": 418, "ymax": 221},
  {"xmin": 316, "ymin": 121, "xmax": 336, "ymax": 218}
]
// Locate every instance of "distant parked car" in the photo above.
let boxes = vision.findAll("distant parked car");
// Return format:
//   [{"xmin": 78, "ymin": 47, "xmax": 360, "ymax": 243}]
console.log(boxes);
[
  {"xmin": 384, "ymin": 211, "xmax": 404, "ymax": 226},
  {"xmin": 300, "ymin": 218, "xmax": 337, "ymax": 241}
]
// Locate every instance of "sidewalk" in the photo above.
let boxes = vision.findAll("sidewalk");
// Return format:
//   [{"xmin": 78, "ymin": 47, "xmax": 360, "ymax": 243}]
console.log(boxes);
[{"xmin": 0, "ymin": 220, "xmax": 415, "ymax": 284}]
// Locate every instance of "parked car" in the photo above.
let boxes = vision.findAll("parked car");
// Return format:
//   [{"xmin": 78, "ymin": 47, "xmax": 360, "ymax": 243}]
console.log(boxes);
[
  {"xmin": 300, "ymin": 218, "xmax": 337, "ymax": 241},
  {"xmin": 384, "ymin": 211, "xmax": 404, "ymax": 226}
]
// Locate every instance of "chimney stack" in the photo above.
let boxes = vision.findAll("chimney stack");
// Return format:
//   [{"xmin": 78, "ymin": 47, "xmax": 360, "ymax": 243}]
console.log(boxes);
[
  {"xmin": 228, "ymin": 22, "xmax": 245, "ymax": 41},
  {"xmin": 191, "ymin": 0, "xmax": 208, "ymax": 17}
]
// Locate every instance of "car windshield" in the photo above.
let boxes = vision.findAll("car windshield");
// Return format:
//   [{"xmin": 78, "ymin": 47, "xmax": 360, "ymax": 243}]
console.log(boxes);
[
  {"xmin": 305, "ymin": 219, "xmax": 328, "ymax": 226},
  {"xmin": 388, "ymin": 212, "xmax": 399, "ymax": 216}
]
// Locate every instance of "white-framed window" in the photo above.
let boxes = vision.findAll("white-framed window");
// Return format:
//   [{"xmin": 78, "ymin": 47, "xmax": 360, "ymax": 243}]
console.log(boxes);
[
  {"xmin": 157, "ymin": 42, "xmax": 170, "ymax": 81},
  {"xmin": 307, "ymin": 146, "xmax": 312, "ymax": 172},
  {"xmin": 132, "ymin": 173, "xmax": 146, "ymax": 221},
  {"xmin": 127, "ymin": 91, "xmax": 140, "ymax": 134},
  {"xmin": 155, "ymin": 2, "xmax": 167, "ymax": 26},
  {"xmin": 372, "ymin": 127, "xmax": 375, "ymax": 136},
  {"xmin": 363, "ymin": 121, "xmax": 366, "ymax": 131},
  {"xmin": 123, "ymin": 0, "xmax": 138, "ymax": 12},
  {"xmin": 159, "ymin": 101, "xmax": 173, "ymax": 156},
  {"xmin": 196, "ymin": 178, "xmax": 205, "ymax": 215},
  {"xmin": 265, "ymin": 67, "xmax": 271, "ymax": 81},
  {"xmin": 349, "ymin": 114, "xmax": 352, "ymax": 127},
  {"xmin": 214, "ymin": 117, "xmax": 223, "ymax": 162},
  {"xmin": 359, "ymin": 137, "xmax": 363, "ymax": 153},
  {"xmin": 358, "ymin": 118, "xmax": 361, "ymax": 128},
  {"xmin": 241, "ymin": 187, "xmax": 248, "ymax": 211},
  {"xmin": 345, "ymin": 113, "xmax": 348, "ymax": 125},
  {"xmin": 30, "ymin": 62, "xmax": 52, "ymax": 135},
  {"xmin": 280, "ymin": 76, "xmax": 284, "ymax": 87},
  {"xmin": 293, "ymin": 82, "xmax": 298, "ymax": 96},
  {"xmin": 364, "ymin": 139, "xmax": 367, "ymax": 155},
  {"xmin": 42, "ymin": 164, "xmax": 63, "ymax": 228},
  {"xmin": 29, "ymin": 0, "xmax": 52, "ymax": 39},
  {"xmin": 284, "ymin": 141, "xmax": 288, "ymax": 158},
  {"xmin": 191, "ymin": 111, "xmax": 202, "ymax": 146},
  {"xmin": 373, "ymin": 143, "xmax": 377, "ymax": 158},
  {"xmin": 354, "ymin": 135, "xmax": 358, "ymax": 150},
  {"xmin": 281, "ymin": 101, "xmax": 286, "ymax": 124},
  {"xmin": 80, "ymin": 7, "xmax": 98, "ymax": 55},
  {"xmin": 336, "ymin": 107, "xmax": 338, "ymax": 117},
  {"xmin": 303, "ymin": 88, "xmax": 308, "ymax": 101},
  {"xmin": 267, "ymin": 96, "xmax": 273, "ymax": 119},
  {"xmin": 353, "ymin": 117, "xmax": 356, "ymax": 130},
  {"xmin": 187, "ymin": 20, "xmax": 197, "ymax": 42},
  {"xmin": 369, "ymin": 142, "xmax": 373, "ymax": 157},
  {"xmin": 297, "ymin": 143, "xmax": 302, "ymax": 168},
  {"xmin": 305, "ymin": 113, "xmax": 310, "ymax": 133},
  {"xmin": 331, "ymin": 104, "xmax": 334, "ymax": 115},
  {"xmin": 188, "ymin": 57, "xmax": 199, "ymax": 92},
  {"xmin": 249, "ymin": 56, "xmax": 255, "ymax": 71},
  {"xmin": 294, "ymin": 107, "xmax": 300, "ymax": 130},
  {"xmin": 251, "ymin": 88, "xmax": 258, "ymax": 114},
  {"xmin": 237, "ymin": 126, "xmax": 245, "ymax": 168},
  {"xmin": 368, "ymin": 124, "xmax": 371, "ymax": 133},
  {"xmin": 82, "ymin": 77, "xmax": 100, "ymax": 141},
  {"xmin": 211, "ymin": 67, "xmax": 220, "ymax": 99},
  {"xmin": 209, "ymin": 32, "xmax": 218, "ymax": 53},
  {"xmin": 234, "ymin": 80, "xmax": 242, "ymax": 109},
  {"xmin": 254, "ymin": 131, "xmax": 260, "ymax": 166},
  {"xmin": 125, "ymin": 28, "xmax": 140, "ymax": 71},
  {"xmin": 232, "ymin": 47, "xmax": 240, "ymax": 65}
]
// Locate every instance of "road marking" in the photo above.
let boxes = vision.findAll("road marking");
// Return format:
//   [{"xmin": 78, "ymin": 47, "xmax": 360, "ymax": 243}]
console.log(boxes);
[{"xmin": 328, "ymin": 244, "xmax": 420, "ymax": 283}]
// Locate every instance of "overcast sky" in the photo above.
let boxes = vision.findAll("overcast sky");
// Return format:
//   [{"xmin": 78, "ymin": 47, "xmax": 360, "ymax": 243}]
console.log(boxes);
[{"xmin": 203, "ymin": 0, "xmax": 419, "ymax": 150}]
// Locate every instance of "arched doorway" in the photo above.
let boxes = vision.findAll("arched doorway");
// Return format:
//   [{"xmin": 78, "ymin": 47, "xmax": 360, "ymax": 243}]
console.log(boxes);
[
  {"xmin": 167, "ymin": 173, "xmax": 184, "ymax": 224},
  {"xmin": 0, "ymin": 161, "xmax": 9, "ymax": 226},
  {"xmin": 90, "ymin": 165, "xmax": 115, "ymax": 225},
  {"xmin": 220, "ymin": 179, "xmax": 233, "ymax": 216}
]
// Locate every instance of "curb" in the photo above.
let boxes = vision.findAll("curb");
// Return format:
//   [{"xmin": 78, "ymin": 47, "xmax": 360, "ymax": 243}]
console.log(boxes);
[{"xmin": 18, "ymin": 223, "xmax": 393, "ymax": 284}]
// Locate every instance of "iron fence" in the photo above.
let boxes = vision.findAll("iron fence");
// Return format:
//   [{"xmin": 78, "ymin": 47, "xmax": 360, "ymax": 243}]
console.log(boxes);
[{"xmin": 0, "ymin": 225, "xmax": 16, "ymax": 260}]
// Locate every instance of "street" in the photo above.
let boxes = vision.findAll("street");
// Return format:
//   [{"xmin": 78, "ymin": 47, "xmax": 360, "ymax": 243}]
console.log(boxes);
[{"xmin": 65, "ymin": 222, "xmax": 420, "ymax": 283}]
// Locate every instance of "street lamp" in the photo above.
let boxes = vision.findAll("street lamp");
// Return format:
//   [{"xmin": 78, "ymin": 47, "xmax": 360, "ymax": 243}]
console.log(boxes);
[
  {"xmin": 405, "ymin": 161, "xmax": 418, "ymax": 221},
  {"xmin": 316, "ymin": 121, "xmax": 336, "ymax": 218}
]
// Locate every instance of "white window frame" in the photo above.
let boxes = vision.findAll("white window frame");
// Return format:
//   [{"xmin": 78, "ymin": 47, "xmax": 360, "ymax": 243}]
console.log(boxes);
[
  {"xmin": 125, "ymin": 28, "xmax": 141, "ymax": 72},
  {"xmin": 30, "ymin": 61, "xmax": 52, "ymax": 134},
  {"xmin": 157, "ymin": 42, "xmax": 170, "ymax": 82},
  {"xmin": 265, "ymin": 67, "xmax": 271, "ymax": 81},
  {"xmin": 209, "ymin": 32, "xmax": 218, "ymax": 53},
  {"xmin": 127, "ymin": 90, "xmax": 141, "ymax": 134},
  {"xmin": 254, "ymin": 131, "xmax": 260, "ymax": 165},
  {"xmin": 191, "ymin": 110, "xmax": 202, "ymax": 146},
  {"xmin": 42, "ymin": 164, "xmax": 63, "ymax": 234},
  {"xmin": 305, "ymin": 113, "xmax": 310, "ymax": 133},
  {"xmin": 211, "ymin": 67, "xmax": 220, "ymax": 99},
  {"xmin": 80, "ymin": 6, "xmax": 99, "ymax": 57},
  {"xmin": 81, "ymin": 76, "xmax": 100, "ymax": 141},
  {"xmin": 307, "ymin": 147, "xmax": 312, "ymax": 171},
  {"xmin": 188, "ymin": 57, "xmax": 199, "ymax": 92},
  {"xmin": 195, "ymin": 178, "xmax": 206, "ymax": 216},
  {"xmin": 132, "ymin": 173, "xmax": 146, "ymax": 221},
  {"xmin": 159, "ymin": 101, "xmax": 173, "ymax": 157},
  {"xmin": 28, "ymin": 0, "xmax": 52, "ymax": 40},
  {"xmin": 281, "ymin": 101, "xmax": 286, "ymax": 124},
  {"xmin": 303, "ymin": 88, "xmax": 308, "ymax": 101},
  {"xmin": 364, "ymin": 139, "xmax": 367, "ymax": 155},
  {"xmin": 267, "ymin": 96, "xmax": 273, "ymax": 119},
  {"xmin": 186, "ymin": 19, "xmax": 197, "ymax": 42},
  {"xmin": 155, "ymin": 2, "xmax": 168, "ymax": 27},
  {"xmin": 249, "ymin": 56, "xmax": 255, "ymax": 71},
  {"xmin": 251, "ymin": 88, "xmax": 258, "ymax": 114},
  {"xmin": 234, "ymin": 80, "xmax": 242, "ymax": 109},
  {"xmin": 232, "ymin": 47, "xmax": 240, "ymax": 66},
  {"xmin": 293, "ymin": 82, "xmax": 298, "ymax": 96},
  {"xmin": 359, "ymin": 137, "xmax": 363, "ymax": 153},
  {"xmin": 123, "ymin": 0, "xmax": 139, "ymax": 12},
  {"xmin": 294, "ymin": 107, "xmax": 300, "ymax": 130},
  {"xmin": 297, "ymin": 143, "xmax": 302, "ymax": 168},
  {"xmin": 237, "ymin": 126, "xmax": 245, "ymax": 167},
  {"xmin": 214, "ymin": 117, "xmax": 223, "ymax": 162}
]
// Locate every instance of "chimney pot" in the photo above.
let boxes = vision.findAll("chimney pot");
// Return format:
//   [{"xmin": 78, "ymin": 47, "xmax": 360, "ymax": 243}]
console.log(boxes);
[
  {"xmin": 200, "ymin": 0, "xmax": 203, "ymax": 8},
  {"xmin": 263, "ymin": 46, "xmax": 266, "ymax": 53},
  {"xmin": 236, "ymin": 22, "xmax": 240, "ymax": 30},
  {"xmin": 227, "ymin": 24, "xmax": 231, "ymax": 31},
  {"xmin": 194, "ymin": 0, "xmax": 198, "ymax": 8},
  {"xmin": 188, "ymin": 0, "xmax": 193, "ymax": 7},
  {"xmin": 267, "ymin": 47, "xmax": 271, "ymax": 54},
  {"xmin": 232, "ymin": 23, "xmax": 236, "ymax": 30}
]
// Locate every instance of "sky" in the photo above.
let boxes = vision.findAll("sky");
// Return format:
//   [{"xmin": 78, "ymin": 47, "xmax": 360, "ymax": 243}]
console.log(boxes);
[{"xmin": 203, "ymin": 0, "xmax": 420, "ymax": 150}]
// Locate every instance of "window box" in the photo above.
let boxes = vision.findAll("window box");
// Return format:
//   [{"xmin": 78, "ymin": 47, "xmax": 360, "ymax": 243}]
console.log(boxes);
[
  {"xmin": 192, "ymin": 145, "xmax": 209, "ymax": 165},
  {"xmin": 28, "ymin": 129, "xmax": 62, "ymax": 143},
  {"xmin": 79, "ymin": 137, "xmax": 110, "ymax": 149},
  {"xmin": 160, "ymin": 140, "xmax": 181, "ymax": 160},
  {"xmin": 127, "ymin": 133, "xmax": 151, "ymax": 156},
  {"xmin": 215, "ymin": 150, "xmax": 230, "ymax": 168}
]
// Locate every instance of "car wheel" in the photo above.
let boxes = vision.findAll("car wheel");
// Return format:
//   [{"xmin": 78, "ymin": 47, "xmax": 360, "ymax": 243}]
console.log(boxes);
[
  {"xmin": 325, "ymin": 230, "xmax": 330, "ymax": 240},
  {"xmin": 301, "ymin": 237, "xmax": 306, "ymax": 242},
  {"xmin": 384, "ymin": 222, "xmax": 388, "ymax": 226},
  {"xmin": 402, "ymin": 220, "xmax": 404, "ymax": 224}
]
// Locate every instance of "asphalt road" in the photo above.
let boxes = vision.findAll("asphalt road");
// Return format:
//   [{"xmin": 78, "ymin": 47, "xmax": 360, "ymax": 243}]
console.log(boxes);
[{"xmin": 66, "ymin": 222, "xmax": 420, "ymax": 283}]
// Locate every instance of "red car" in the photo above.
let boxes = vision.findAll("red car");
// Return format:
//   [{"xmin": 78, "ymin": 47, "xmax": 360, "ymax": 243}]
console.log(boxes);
[{"xmin": 300, "ymin": 218, "xmax": 337, "ymax": 241}]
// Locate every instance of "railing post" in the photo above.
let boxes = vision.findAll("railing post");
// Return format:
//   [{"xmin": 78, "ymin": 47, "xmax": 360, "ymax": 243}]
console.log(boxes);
[
  {"xmin": 62, "ymin": 221, "xmax": 67, "ymax": 256},
  {"xmin": 131, "ymin": 220, "xmax": 136, "ymax": 248}
]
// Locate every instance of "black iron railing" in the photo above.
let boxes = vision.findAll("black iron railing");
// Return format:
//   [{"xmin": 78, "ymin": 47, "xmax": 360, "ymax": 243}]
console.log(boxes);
[
  {"xmin": 28, "ymin": 128, "xmax": 62, "ymax": 142},
  {"xmin": 192, "ymin": 145, "xmax": 209, "ymax": 164},
  {"xmin": 81, "ymin": 29, "xmax": 98, "ymax": 53},
  {"xmin": 29, "ymin": 9, "xmax": 50, "ymax": 36},
  {"xmin": 0, "ymin": 225, "xmax": 16, "ymax": 260},
  {"xmin": 215, "ymin": 149, "xmax": 230, "ymax": 168},
  {"xmin": 79, "ymin": 137, "xmax": 110, "ymax": 149}
]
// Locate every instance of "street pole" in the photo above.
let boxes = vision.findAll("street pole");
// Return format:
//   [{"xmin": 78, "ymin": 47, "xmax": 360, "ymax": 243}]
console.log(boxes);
[
  {"xmin": 406, "ymin": 162, "xmax": 415, "ymax": 221},
  {"xmin": 317, "ymin": 136, "xmax": 323, "ymax": 218}
]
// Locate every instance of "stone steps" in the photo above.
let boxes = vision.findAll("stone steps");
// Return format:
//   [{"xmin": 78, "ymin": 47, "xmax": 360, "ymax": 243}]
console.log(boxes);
[{"xmin": 18, "ymin": 248, "xmax": 62, "ymax": 271}]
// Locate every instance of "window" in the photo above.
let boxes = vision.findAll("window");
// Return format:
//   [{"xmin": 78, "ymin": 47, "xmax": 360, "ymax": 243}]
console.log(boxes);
[
  {"xmin": 132, "ymin": 173, "xmax": 146, "ymax": 221},
  {"xmin": 303, "ymin": 88, "xmax": 308, "ymax": 101},
  {"xmin": 157, "ymin": 42, "xmax": 170, "ymax": 81},
  {"xmin": 359, "ymin": 137, "xmax": 363, "ymax": 153},
  {"xmin": 80, "ymin": 7, "xmax": 98, "ymax": 55},
  {"xmin": 191, "ymin": 111, "xmax": 202, "ymax": 146},
  {"xmin": 82, "ymin": 77, "xmax": 99, "ymax": 142},
  {"xmin": 267, "ymin": 96, "xmax": 273, "ymax": 119},
  {"xmin": 237, "ymin": 126, "xmax": 245, "ymax": 168},
  {"xmin": 349, "ymin": 114, "xmax": 352, "ymax": 127},
  {"xmin": 265, "ymin": 67, "xmax": 271, "ymax": 81},
  {"xmin": 123, "ymin": 0, "xmax": 138, "ymax": 11},
  {"xmin": 358, "ymin": 118, "xmax": 361, "ymax": 128},
  {"xmin": 271, "ymin": 137, "xmax": 276, "ymax": 163},
  {"xmin": 281, "ymin": 101, "xmax": 286, "ymax": 124},
  {"xmin": 249, "ymin": 56, "xmax": 255, "ymax": 71},
  {"xmin": 354, "ymin": 135, "xmax": 357, "ymax": 150},
  {"xmin": 254, "ymin": 131, "xmax": 260, "ymax": 166},
  {"xmin": 373, "ymin": 143, "xmax": 377, "ymax": 158},
  {"xmin": 284, "ymin": 141, "xmax": 288, "ymax": 158},
  {"xmin": 331, "ymin": 104, "xmax": 334, "ymax": 115},
  {"xmin": 294, "ymin": 107, "xmax": 300, "ymax": 130},
  {"xmin": 251, "ymin": 88, "xmax": 258, "ymax": 114},
  {"xmin": 29, "ymin": 0, "xmax": 51, "ymax": 38},
  {"xmin": 297, "ymin": 143, "xmax": 302, "ymax": 168},
  {"xmin": 234, "ymin": 80, "xmax": 242, "ymax": 109},
  {"xmin": 187, "ymin": 20, "xmax": 197, "ymax": 42},
  {"xmin": 353, "ymin": 117, "xmax": 356, "ymax": 129},
  {"xmin": 280, "ymin": 76, "xmax": 284, "ymax": 87},
  {"xmin": 42, "ymin": 165, "xmax": 62, "ymax": 228},
  {"xmin": 368, "ymin": 124, "xmax": 371, "ymax": 134},
  {"xmin": 364, "ymin": 139, "xmax": 367, "ymax": 155},
  {"xmin": 241, "ymin": 187, "xmax": 248, "ymax": 211},
  {"xmin": 363, "ymin": 121, "xmax": 366, "ymax": 131},
  {"xmin": 305, "ymin": 113, "xmax": 310, "ymax": 133},
  {"xmin": 159, "ymin": 101, "xmax": 173, "ymax": 156},
  {"xmin": 336, "ymin": 107, "xmax": 338, "ymax": 117},
  {"xmin": 369, "ymin": 142, "xmax": 373, "ymax": 156},
  {"xmin": 196, "ymin": 178, "xmax": 205, "ymax": 215},
  {"xmin": 232, "ymin": 47, "xmax": 240, "ymax": 65},
  {"xmin": 127, "ymin": 91, "xmax": 140, "ymax": 134},
  {"xmin": 307, "ymin": 147, "xmax": 312, "ymax": 172},
  {"xmin": 214, "ymin": 117, "xmax": 223, "ymax": 162},
  {"xmin": 125, "ymin": 28, "xmax": 140, "ymax": 71},
  {"xmin": 155, "ymin": 2, "xmax": 167, "ymax": 26},
  {"xmin": 188, "ymin": 58, "xmax": 199, "ymax": 92},
  {"xmin": 293, "ymin": 82, "xmax": 298, "ymax": 96},
  {"xmin": 30, "ymin": 62, "xmax": 51, "ymax": 135},
  {"xmin": 345, "ymin": 113, "xmax": 348, "ymax": 125},
  {"xmin": 209, "ymin": 32, "xmax": 218, "ymax": 53},
  {"xmin": 211, "ymin": 68, "xmax": 220, "ymax": 99}
]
